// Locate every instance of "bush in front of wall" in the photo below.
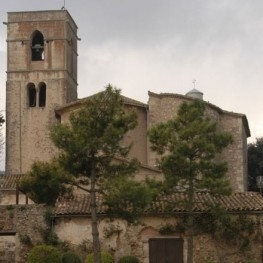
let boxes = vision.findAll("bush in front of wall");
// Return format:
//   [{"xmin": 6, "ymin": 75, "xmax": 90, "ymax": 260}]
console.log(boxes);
[
  {"xmin": 62, "ymin": 251, "xmax": 82, "ymax": 263},
  {"xmin": 27, "ymin": 244, "xmax": 61, "ymax": 263},
  {"xmin": 118, "ymin": 255, "xmax": 140, "ymax": 263},
  {"xmin": 85, "ymin": 251, "xmax": 113, "ymax": 263}
]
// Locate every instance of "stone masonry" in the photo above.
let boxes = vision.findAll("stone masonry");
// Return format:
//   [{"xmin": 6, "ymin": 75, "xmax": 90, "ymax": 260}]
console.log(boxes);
[
  {"xmin": 147, "ymin": 91, "xmax": 250, "ymax": 192},
  {"xmin": 0, "ymin": 204, "xmax": 46, "ymax": 263},
  {"xmin": 5, "ymin": 10, "xmax": 78, "ymax": 175}
]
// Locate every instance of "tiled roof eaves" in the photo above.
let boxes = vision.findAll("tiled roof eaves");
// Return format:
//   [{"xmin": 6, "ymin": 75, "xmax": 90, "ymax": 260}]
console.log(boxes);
[
  {"xmin": 54, "ymin": 192, "xmax": 263, "ymax": 217},
  {"xmin": 55, "ymin": 94, "xmax": 147, "ymax": 116},
  {"xmin": 120, "ymin": 95, "xmax": 147, "ymax": 108},
  {"xmin": 0, "ymin": 174, "xmax": 24, "ymax": 189},
  {"xmin": 55, "ymin": 99, "xmax": 83, "ymax": 115}
]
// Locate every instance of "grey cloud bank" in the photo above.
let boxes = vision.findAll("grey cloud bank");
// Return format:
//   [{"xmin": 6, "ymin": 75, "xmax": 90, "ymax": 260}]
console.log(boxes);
[{"xmin": 0, "ymin": 0, "xmax": 263, "ymax": 169}]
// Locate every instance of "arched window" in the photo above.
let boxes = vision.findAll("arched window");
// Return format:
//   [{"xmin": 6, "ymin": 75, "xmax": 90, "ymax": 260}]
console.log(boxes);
[
  {"xmin": 31, "ymin": 31, "xmax": 44, "ymax": 61},
  {"xmin": 38, "ymin": 82, "xmax": 46, "ymax": 107},
  {"xmin": 28, "ymin": 83, "xmax": 36, "ymax": 107}
]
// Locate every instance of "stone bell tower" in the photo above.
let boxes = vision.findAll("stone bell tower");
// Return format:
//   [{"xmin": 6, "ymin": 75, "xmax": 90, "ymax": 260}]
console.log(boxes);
[{"xmin": 5, "ymin": 10, "xmax": 78, "ymax": 174}]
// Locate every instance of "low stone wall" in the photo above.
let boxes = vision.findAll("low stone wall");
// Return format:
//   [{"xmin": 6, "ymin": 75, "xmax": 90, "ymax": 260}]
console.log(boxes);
[
  {"xmin": 0, "ymin": 204, "xmax": 261, "ymax": 263},
  {"xmin": 0, "ymin": 204, "xmax": 47, "ymax": 263},
  {"xmin": 54, "ymin": 214, "xmax": 263, "ymax": 263}
]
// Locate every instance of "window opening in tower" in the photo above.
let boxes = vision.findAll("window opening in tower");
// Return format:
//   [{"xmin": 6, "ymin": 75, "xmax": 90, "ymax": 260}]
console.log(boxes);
[
  {"xmin": 31, "ymin": 31, "xmax": 44, "ymax": 61},
  {"xmin": 39, "ymin": 83, "xmax": 46, "ymax": 107},
  {"xmin": 28, "ymin": 84, "xmax": 36, "ymax": 107}
]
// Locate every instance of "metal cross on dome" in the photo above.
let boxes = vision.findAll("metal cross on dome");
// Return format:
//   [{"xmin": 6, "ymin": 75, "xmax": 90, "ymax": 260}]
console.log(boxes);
[
  {"xmin": 192, "ymin": 79, "xmax": 197, "ymax": 89},
  {"xmin": 61, "ymin": 0, "xmax": 66, "ymax": 9}
]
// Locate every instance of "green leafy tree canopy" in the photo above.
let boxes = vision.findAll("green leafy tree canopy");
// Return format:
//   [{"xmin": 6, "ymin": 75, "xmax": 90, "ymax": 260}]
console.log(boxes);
[
  {"xmin": 27, "ymin": 244, "xmax": 61, "ymax": 263},
  {"xmin": 20, "ymin": 160, "xmax": 71, "ymax": 205}
]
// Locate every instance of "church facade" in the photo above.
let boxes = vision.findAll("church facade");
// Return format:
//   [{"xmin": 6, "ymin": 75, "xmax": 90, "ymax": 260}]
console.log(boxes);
[
  {"xmin": 5, "ymin": 10, "xmax": 250, "ymax": 192},
  {"xmin": 3, "ymin": 9, "xmax": 263, "ymax": 263}
]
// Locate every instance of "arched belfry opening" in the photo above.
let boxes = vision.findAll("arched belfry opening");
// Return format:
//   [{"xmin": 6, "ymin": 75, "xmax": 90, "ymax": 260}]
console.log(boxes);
[
  {"xmin": 27, "ymin": 83, "xmax": 36, "ymax": 107},
  {"xmin": 38, "ymin": 82, "xmax": 46, "ymax": 107},
  {"xmin": 31, "ymin": 30, "xmax": 44, "ymax": 61}
]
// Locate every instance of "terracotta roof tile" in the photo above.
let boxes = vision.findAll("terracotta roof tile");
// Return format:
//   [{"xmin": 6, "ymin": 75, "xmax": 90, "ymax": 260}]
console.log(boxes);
[
  {"xmin": 55, "ymin": 194, "xmax": 108, "ymax": 216},
  {"xmin": 54, "ymin": 192, "xmax": 263, "ymax": 217},
  {"xmin": 0, "ymin": 174, "xmax": 24, "ymax": 189}
]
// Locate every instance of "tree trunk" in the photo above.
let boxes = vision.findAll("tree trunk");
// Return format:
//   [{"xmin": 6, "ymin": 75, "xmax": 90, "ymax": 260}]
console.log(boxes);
[
  {"xmin": 90, "ymin": 160, "xmax": 102, "ymax": 263},
  {"xmin": 187, "ymin": 214, "xmax": 194, "ymax": 263},
  {"xmin": 187, "ymin": 175, "xmax": 194, "ymax": 263}
]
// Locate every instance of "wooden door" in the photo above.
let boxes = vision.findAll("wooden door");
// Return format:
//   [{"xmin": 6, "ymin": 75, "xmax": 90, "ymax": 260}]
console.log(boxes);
[{"xmin": 149, "ymin": 238, "xmax": 183, "ymax": 263}]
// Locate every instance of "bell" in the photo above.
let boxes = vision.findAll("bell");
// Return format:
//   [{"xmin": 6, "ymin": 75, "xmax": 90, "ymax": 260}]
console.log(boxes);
[{"xmin": 32, "ymin": 44, "xmax": 43, "ymax": 52}]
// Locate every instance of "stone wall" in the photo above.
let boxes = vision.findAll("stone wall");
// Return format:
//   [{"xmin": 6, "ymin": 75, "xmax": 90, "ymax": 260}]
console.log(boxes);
[
  {"xmin": 0, "ymin": 204, "xmax": 46, "ymax": 263},
  {"xmin": 147, "ymin": 92, "xmax": 249, "ymax": 192},
  {"xmin": 0, "ymin": 190, "xmax": 34, "ymax": 205},
  {"xmin": 54, "ymin": 214, "xmax": 263, "ymax": 263},
  {"xmin": 5, "ymin": 10, "xmax": 78, "ymax": 175},
  {"xmin": 123, "ymin": 105, "xmax": 148, "ymax": 165},
  {"xmin": 0, "ymin": 204, "xmax": 260, "ymax": 262}
]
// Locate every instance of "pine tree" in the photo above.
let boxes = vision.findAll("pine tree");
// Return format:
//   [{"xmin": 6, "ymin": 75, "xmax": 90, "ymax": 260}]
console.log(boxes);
[
  {"xmin": 148, "ymin": 99, "xmax": 233, "ymax": 263},
  {"xmin": 50, "ymin": 85, "xmax": 141, "ymax": 263}
]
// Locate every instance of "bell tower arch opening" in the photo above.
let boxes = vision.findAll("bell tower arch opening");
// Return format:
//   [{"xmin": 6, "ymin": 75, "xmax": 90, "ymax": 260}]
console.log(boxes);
[
  {"xmin": 31, "ymin": 30, "xmax": 44, "ymax": 61},
  {"xmin": 27, "ymin": 83, "xmax": 36, "ymax": 107},
  {"xmin": 38, "ymin": 82, "xmax": 46, "ymax": 107}
]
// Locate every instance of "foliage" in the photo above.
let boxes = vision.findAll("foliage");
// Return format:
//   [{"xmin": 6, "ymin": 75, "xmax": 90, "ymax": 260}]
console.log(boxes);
[
  {"xmin": 159, "ymin": 223, "xmax": 177, "ymax": 235},
  {"xmin": 44, "ymin": 207, "xmax": 54, "ymax": 227},
  {"xmin": 85, "ymin": 251, "xmax": 113, "ymax": 263},
  {"xmin": 148, "ymin": 99, "xmax": 233, "ymax": 196},
  {"xmin": 19, "ymin": 234, "xmax": 32, "ymax": 246},
  {"xmin": 62, "ymin": 251, "xmax": 82, "ymax": 263},
  {"xmin": 105, "ymin": 177, "xmax": 159, "ymax": 222},
  {"xmin": 50, "ymin": 85, "xmax": 138, "ymax": 180},
  {"xmin": 118, "ymin": 255, "xmax": 140, "ymax": 263},
  {"xmin": 27, "ymin": 244, "xmax": 61, "ymax": 263},
  {"xmin": 39, "ymin": 227, "xmax": 59, "ymax": 246},
  {"xmin": 50, "ymin": 85, "xmax": 152, "ymax": 262},
  {"xmin": 195, "ymin": 210, "xmax": 257, "ymax": 250},
  {"xmin": 148, "ymin": 99, "xmax": 233, "ymax": 263},
  {"xmin": 20, "ymin": 160, "xmax": 72, "ymax": 205},
  {"xmin": 39, "ymin": 208, "xmax": 59, "ymax": 246},
  {"xmin": 248, "ymin": 137, "xmax": 263, "ymax": 191}
]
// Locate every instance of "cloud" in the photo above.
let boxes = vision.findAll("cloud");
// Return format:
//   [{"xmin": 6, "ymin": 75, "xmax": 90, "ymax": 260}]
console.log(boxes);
[{"xmin": 0, "ymin": 0, "xmax": 263, "ymax": 147}]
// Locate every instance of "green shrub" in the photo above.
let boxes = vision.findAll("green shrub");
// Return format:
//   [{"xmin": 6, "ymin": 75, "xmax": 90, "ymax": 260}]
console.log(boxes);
[
  {"xmin": 118, "ymin": 255, "xmax": 140, "ymax": 263},
  {"xmin": 85, "ymin": 251, "xmax": 113, "ymax": 263},
  {"xmin": 39, "ymin": 228, "xmax": 59, "ymax": 245},
  {"xmin": 62, "ymin": 251, "xmax": 82, "ymax": 263},
  {"xmin": 27, "ymin": 244, "xmax": 61, "ymax": 263}
]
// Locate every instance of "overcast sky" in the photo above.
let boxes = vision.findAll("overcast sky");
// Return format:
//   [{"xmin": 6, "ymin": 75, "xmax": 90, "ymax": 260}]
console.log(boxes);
[{"xmin": 0, "ymin": 0, "xmax": 263, "ymax": 168}]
